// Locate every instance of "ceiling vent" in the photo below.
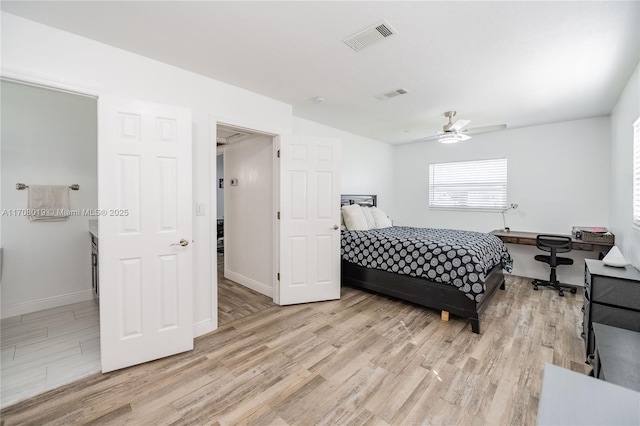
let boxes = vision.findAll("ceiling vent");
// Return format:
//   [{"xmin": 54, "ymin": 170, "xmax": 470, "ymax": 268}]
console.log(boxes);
[
  {"xmin": 344, "ymin": 20, "xmax": 397, "ymax": 52},
  {"xmin": 375, "ymin": 88, "xmax": 409, "ymax": 100},
  {"xmin": 216, "ymin": 129, "xmax": 253, "ymax": 146}
]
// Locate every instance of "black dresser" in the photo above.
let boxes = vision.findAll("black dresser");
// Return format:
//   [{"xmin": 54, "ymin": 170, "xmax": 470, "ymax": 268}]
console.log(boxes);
[
  {"xmin": 583, "ymin": 259, "xmax": 640, "ymax": 362},
  {"xmin": 591, "ymin": 323, "xmax": 640, "ymax": 391}
]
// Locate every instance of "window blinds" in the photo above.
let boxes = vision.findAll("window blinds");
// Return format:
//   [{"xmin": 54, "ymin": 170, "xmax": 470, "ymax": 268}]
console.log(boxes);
[{"xmin": 429, "ymin": 158, "xmax": 507, "ymax": 211}]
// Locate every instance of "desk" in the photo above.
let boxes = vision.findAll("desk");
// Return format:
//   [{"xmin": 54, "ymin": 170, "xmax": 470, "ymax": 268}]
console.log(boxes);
[
  {"xmin": 490, "ymin": 230, "xmax": 613, "ymax": 254},
  {"xmin": 537, "ymin": 363, "xmax": 640, "ymax": 425}
]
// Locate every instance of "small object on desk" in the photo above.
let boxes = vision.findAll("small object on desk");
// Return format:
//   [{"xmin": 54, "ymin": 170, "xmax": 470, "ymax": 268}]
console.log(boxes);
[
  {"xmin": 571, "ymin": 226, "xmax": 615, "ymax": 244},
  {"xmin": 602, "ymin": 246, "xmax": 627, "ymax": 268},
  {"xmin": 501, "ymin": 203, "xmax": 518, "ymax": 232}
]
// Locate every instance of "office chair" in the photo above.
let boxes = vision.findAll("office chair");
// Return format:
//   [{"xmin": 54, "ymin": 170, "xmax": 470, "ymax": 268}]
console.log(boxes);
[
  {"xmin": 217, "ymin": 219, "xmax": 224, "ymax": 253},
  {"xmin": 532, "ymin": 235, "xmax": 577, "ymax": 297}
]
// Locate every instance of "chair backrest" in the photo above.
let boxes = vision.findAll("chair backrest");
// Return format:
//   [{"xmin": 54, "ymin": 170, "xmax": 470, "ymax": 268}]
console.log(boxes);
[
  {"xmin": 217, "ymin": 219, "xmax": 224, "ymax": 239},
  {"xmin": 536, "ymin": 234, "xmax": 572, "ymax": 254}
]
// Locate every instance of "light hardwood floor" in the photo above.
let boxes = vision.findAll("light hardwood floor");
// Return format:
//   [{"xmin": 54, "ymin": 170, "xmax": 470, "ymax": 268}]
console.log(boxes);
[
  {"xmin": 0, "ymin": 254, "xmax": 271, "ymax": 410},
  {"xmin": 1, "ymin": 274, "xmax": 588, "ymax": 425},
  {"xmin": 1, "ymin": 299, "xmax": 101, "ymax": 408},
  {"xmin": 217, "ymin": 254, "xmax": 275, "ymax": 325}
]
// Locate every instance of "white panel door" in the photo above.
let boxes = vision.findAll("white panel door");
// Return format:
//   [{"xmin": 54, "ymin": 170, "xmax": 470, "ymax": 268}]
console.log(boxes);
[
  {"xmin": 278, "ymin": 135, "xmax": 341, "ymax": 305},
  {"xmin": 98, "ymin": 96, "xmax": 193, "ymax": 372}
]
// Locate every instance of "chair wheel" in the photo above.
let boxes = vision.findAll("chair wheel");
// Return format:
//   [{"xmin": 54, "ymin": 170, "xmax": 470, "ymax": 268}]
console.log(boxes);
[
  {"xmin": 533, "ymin": 286, "xmax": 538, "ymax": 290},
  {"xmin": 559, "ymin": 291, "xmax": 565, "ymax": 297},
  {"xmin": 571, "ymin": 288, "xmax": 577, "ymax": 294}
]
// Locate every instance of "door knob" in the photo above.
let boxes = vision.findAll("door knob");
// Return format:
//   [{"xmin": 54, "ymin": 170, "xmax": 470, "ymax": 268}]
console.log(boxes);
[
  {"xmin": 333, "ymin": 225, "xmax": 339, "ymax": 230},
  {"xmin": 171, "ymin": 239, "xmax": 189, "ymax": 247}
]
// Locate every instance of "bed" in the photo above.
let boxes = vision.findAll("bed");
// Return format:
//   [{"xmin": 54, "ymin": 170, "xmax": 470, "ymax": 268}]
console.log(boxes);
[{"xmin": 340, "ymin": 194, "xmax": 512, "ymax": 334}]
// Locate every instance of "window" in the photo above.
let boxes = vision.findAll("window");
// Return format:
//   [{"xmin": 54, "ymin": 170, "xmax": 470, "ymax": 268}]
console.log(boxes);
[
  {"xmin": 633, "ymin": 117, "xmax": 640, "ymax": 228},
  {"xmin": 429, "ymin": 158, "xmax": 507, "ymax": 211}
]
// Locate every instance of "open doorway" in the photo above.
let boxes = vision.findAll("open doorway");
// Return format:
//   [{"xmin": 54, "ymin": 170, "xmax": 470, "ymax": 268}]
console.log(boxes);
[
  {"xmin": 212, "ymin": 126, "xmax": 343, "ymax": 324},
  {"xmin": 0, "ymin": 79, "xmax": 100, "ymax": 407},
  {"xmin": 215, "ymin": 124, "xmax": 277, "ymax": 326}
]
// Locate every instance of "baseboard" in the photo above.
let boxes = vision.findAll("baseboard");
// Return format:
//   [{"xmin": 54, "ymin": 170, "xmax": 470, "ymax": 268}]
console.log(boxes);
[
  {"xmin": 1, "ymin": 290, "xmax": 94, "ymax": 319},
  {"xmin": 4, "ymin": 293, "xmax": 220, "ymax": 338},
  {"xmin": 224, "ymin": 269, "xmax": 273, "ymax": 298}
]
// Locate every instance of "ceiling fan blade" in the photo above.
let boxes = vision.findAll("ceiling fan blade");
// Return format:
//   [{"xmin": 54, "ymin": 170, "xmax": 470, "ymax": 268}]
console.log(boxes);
[
  {"xmin": 448, "ymin": 119, "xmax": 470, "ymax": 132},
  {"xmin": 465, "ymin": 124, "xmax": 507, "ymax": 135},
  {"xmin": 412, "ymin": 133, "xmax": 442, "ymax": 143},
  {"xmin": 415, "ymin": 132, "xmax": 472, "ymax": 144}
]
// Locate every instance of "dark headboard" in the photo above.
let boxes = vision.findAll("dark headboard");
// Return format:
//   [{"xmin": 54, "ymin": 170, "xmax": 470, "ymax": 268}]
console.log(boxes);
[{"xmin": 341, "ymin": 194, "xmax": 377, "ymax": 207}]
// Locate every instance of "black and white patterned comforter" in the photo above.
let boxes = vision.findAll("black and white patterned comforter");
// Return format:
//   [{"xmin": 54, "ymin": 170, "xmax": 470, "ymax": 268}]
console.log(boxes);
[{"xmin": 341, "ymin": 227, "xmax": 513, "ymax": 302}]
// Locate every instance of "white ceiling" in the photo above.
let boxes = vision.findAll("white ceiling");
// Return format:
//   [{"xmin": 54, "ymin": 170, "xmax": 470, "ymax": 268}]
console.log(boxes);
[{"xmin": 2, "ymin": 1, "xmax": 638, "ymax": 144}]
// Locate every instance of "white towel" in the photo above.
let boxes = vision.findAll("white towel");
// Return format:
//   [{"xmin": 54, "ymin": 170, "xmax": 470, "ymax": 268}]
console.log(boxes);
[{"xmin": 28, "ymin": 185, "xmax": 71, "ymax": 222}]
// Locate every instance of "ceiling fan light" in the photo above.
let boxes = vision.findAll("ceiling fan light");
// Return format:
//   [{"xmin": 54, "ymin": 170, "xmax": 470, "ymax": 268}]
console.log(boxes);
[{"xmin": 439, "ymin": 134, "xmax": 464, "ymax": 144}]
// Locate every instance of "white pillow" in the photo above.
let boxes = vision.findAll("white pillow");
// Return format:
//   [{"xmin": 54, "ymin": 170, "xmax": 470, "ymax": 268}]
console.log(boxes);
[
  {"xmin": 361, "ymin": 207, "xmax": 376, "ymax": 230},
  {"xmin": 340, "ymin": 211, "xmax": 346, "ymax": 231},
  {"xmin": 341, "ymin": 204, "xmax": 368, "ymax": 231},
  {"xmin": 370, "ymin": 206, "xmax": 392, "ymax": 228}
]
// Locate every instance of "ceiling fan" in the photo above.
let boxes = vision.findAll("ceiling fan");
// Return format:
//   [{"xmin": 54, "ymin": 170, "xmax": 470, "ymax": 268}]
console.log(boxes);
[{"xmin": 417, "ymin": 111, "xmax": 507, "ymax": 144}]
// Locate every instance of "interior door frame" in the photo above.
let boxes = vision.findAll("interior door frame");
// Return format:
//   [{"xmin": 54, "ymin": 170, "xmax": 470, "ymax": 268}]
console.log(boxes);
[
  {"xmin": 0, "ymin": 70, "xmax": 101, "ymax": 100},
  {"xmin": 0, "ymin": 72, "xmax": 99, "ymax": 320},
  {"xmin": 2, "ymin": 71, "xmax": 199, "ymax": 371},
  {"xmin": 208, "ymin": 114, "xmax": 284, "ymax": 323}
]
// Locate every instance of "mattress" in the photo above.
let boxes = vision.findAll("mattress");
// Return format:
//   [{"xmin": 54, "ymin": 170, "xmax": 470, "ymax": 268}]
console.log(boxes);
[{"xmin": 341, "ymin": 226, "xmax": 512, "ymax": 302}]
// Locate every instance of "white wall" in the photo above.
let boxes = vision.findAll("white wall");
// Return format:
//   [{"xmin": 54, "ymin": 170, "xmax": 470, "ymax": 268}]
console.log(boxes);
[
  {"xmin": 1, "ymin": 12, "xmax": 293, "ymax": 335},
  {"xmin": 393, "ymin": 117, "xmax": 611, "ymax": 285},
  {"xmin": 292, "ymin": 117, "xmax": 395, "ymax": 213},
  {"xmin": 610, "ymin": 61, "xmax": 640, "ymax": 269},
  {"xmin": 1, "ymin": 81, "xmax": 98, "ymax": 317},
  {"xmin": 216, "ymin": 154, "xmax": 224, "ymax": 219},
  {"xmin": 223, "ymin": 136, "xmax": 274, "ymax": 296}
]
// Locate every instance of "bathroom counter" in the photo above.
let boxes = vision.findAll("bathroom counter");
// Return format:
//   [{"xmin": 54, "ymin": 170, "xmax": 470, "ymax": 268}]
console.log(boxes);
[
  {"xmin": 88, "ymin": 220, "xmax": 98, "ymax": 238},
  {"xmin": 89, "ymin": 220, "xmax": 99, "ymax": 298}
]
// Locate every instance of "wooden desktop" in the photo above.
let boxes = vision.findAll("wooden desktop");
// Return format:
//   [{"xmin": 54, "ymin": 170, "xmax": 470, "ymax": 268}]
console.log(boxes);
[{"xmin": 490, "ymin": 229, "xmax": 614, "ymax": 254}]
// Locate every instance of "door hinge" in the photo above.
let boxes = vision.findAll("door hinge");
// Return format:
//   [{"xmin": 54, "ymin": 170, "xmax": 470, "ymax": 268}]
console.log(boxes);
[
  {"xmin": 277, "ymin": 272, "xmax": 280, "ymax": 281},
  {"xmin": 277, "ymin": 149, "xmax": 280, "ymax": 158},
  {"xmin": 277, "ymin": 211, "xmax": 280, "ymax": 220}
]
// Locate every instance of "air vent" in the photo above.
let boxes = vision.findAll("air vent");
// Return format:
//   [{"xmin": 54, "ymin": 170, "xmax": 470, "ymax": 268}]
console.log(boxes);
[
  {"xmin": 344, "ymin": 20, "xmax": 397, "ymax": 52},
  {"xmin": 216, "ymin": 131, "xmax": 253, "ymax": 145},
  {"xmin": 375, "ymin": 88, "xmax": 409, "ymax": 100}
]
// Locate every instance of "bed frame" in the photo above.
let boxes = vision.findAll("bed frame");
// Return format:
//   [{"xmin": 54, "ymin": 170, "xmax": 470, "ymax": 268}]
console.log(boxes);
[{"xmin": 340, "ymin": 194, "xmax": 505, "ymax": 334}]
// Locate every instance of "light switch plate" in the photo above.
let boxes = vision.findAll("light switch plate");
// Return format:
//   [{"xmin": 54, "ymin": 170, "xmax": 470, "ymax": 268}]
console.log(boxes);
[{"xmin": 196, "ymin": 203, "xmax": 206, "ymax": 216}]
